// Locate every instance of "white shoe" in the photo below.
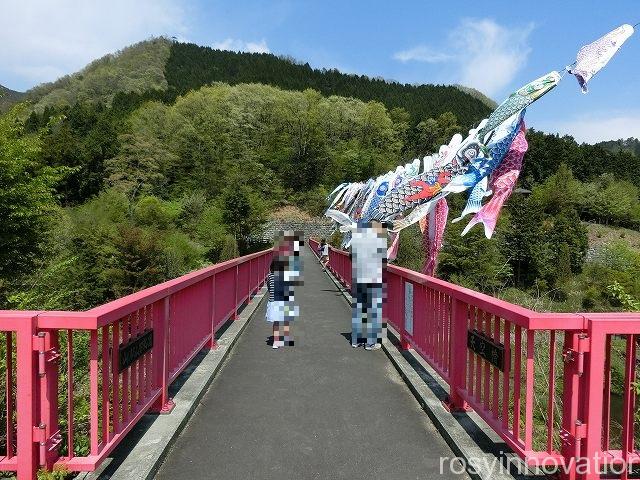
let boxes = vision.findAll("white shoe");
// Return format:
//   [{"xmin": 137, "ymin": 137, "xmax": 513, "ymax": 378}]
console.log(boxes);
[{"xmin": 365, "ymin": 343, "xmax": 381, "ymax": 351}]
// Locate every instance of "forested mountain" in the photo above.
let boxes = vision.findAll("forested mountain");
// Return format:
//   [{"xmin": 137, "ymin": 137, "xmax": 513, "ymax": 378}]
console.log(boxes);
[
  {"xmin": 597, "ymin": 137, "xmax": 640, "ymax": 156},
  {"xmin": 13, "ymin": 37, "xmax": 492, "ymax": 129},
  {"xmin": 163, "ymin": 42, "xmax": 492, "ymax": 128},
  {"xmin": 25, "ymin": 38, "xmax": 171, "ymax": 111},
  {"xmin": 0, "ymin": 84, "xmax": 25, "ymax": 112},
  {"xmin": 453, "ymin": 84, "xmax": 497, "ymax": 109},
  {"xmin": 1, "ymin": 36, "xmax": 639, "ymax": 315}
]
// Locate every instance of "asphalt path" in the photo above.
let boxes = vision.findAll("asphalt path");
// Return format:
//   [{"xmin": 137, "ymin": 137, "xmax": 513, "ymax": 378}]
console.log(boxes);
[{"xmin": 155, "ymin": 246, "xmax": 468, "ymax": 480}]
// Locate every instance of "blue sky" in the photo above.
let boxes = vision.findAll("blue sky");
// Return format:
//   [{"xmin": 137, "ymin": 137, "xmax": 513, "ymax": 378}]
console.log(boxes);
[{"xmin": 1, "ymin": 0, "xmax": 639, "ymax": 143}]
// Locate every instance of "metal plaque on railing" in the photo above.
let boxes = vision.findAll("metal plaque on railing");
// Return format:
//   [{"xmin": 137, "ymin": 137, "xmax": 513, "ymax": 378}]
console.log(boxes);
[
  {"xmin": 467, "ymin": 329, "xmax": 504, "ymax": 371},
  {"xmin": 119, "ymin": 329, "xmax": 153, "ymax": 372}
]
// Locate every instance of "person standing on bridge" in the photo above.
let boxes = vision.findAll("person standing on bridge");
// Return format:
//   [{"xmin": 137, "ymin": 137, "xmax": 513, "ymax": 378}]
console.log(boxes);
[
  {"xmin": 266, "ymin": 232, "xmax": 302, "ymax": 348},
  {"xmin": 319, "ymin": 239, "xmax": 329, "ymax": 266},
  {"xmin": 350, "ymin": 220, "xmax": 387, "ymax": 350}
]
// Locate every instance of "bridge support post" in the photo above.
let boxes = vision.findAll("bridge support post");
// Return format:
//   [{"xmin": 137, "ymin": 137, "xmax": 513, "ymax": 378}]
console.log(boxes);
[
  {"xmin": 576, "ymin": 324, "xmax": 605, "ymax": 480},
  {"xmin": 16, "ymin": 315, "xmax": 39, "ymax": 480},
  {"xmin": 559, "ymin": 331, "xmax": 583, "ymax": 480},
  {"xmin": 39, "ymin": 330, "xmax": 61, "ymax": 469},
  {"xmin": 444, "ymin": 299, "xmax": 470, "ymax": 412}
]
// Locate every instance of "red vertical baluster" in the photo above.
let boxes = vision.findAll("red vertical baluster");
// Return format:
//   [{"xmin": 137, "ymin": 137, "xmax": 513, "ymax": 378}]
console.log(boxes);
[
  {"xmin": 131, "ymin": 312, "xmax": 139, "ymax": 413},
  {"xmin": 5, "ymin": 332, "xmax": 13, "ymax": 459},
  {"xmin": 143, "ymin": 306, "xmax": 151, "ymax": 401},
  {"xmin": 121, "ymin": 316, "xmax": 130, "ymax": 423},
  {"xmin": 446, "ymin": 298, "xmax": 469, "ymax": 411},
  {"xmin": 90, "ymin": 330, "xmax": 99, "ymax": 456},
  {"xmin": 66, "ymin": 330, "xmax": 75, "ymax": 457},
  {"xmin": 234, "ymin": 265, "xmax": 239, "ymax": 320},
  {"xmin": 474, "ymin": 308, "xmax": 482, "ymax": 402},
  {"xmin": 425, "ymin": 287, "xmax": 432, "ymax": 359},
  {"xmin": 209, "ymin": 275, "xmax": 217, "ymax": 349},
  {"xmin": 513, "ymin": 325, "xmax": 522, "ymax": 442},
  {"xmin": 101, "ymin": 326, "xmax": 110, "ymax": 446},
  {"xmin": 492, "ymin": 317, "xmax": 500, "ymax": 418},
  {"xmin": 467, "ymin": 307, "xmax": 476, "ymax": 399},
  {"xmin": 139, "ymin": 307, "xmax": 147, "ymax": 402},
  {"xmin": 435, "ymin": 290, "xmax": 441, "ymax": 364},
  {"xmin": 483, "ymin": 313, "xmax": 492, "ymax": 410},
  {"xmin": 546, "ymin": 330, "xmax": 556, "ymax": 453},
  {"xmin": 248, "ymin": 258, "xmax": 252, "ymax": 300},
  {"xmin": 502, "ymin": 322, "xmax": 511, "ymax": 429},
  {"xmin": 524, "ymin": 330, "xmax": 535, "ymax": 451},
  {"xmin": 443, "ymin": 294, "xmax": 450, "ymax": 377},
  {"xmin": 602, "ymin": 334, "xmax": 612, "ymax": 451},
  {"xmin": 111, "ymin": 322, "xmax": 120, "ymax": 438},
  {"xmin": 621, "ymin": 334, "xmax": 637, "ymax": 470}
]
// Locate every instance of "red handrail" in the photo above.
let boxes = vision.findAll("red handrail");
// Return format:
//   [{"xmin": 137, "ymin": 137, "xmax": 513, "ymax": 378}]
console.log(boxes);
[
  {"xmin": 0, "ymin": 248, "xmax": 272, "ymax": 478},
  {"xmin": 310, "ymin": 238, "xmax": 640, "ymax": 480}
]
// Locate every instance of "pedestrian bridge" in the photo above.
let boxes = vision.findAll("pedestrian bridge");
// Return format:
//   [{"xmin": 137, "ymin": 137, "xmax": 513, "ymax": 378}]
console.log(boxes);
[{"xmin": 1, "ymin": 241, "xmax": 639, "ymax": 480}]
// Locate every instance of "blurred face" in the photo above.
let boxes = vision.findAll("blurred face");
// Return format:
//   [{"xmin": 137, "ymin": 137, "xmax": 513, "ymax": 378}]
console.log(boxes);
[{"xmin": 371, "ymin": 220, "xmax": 386, "ymax": 237}]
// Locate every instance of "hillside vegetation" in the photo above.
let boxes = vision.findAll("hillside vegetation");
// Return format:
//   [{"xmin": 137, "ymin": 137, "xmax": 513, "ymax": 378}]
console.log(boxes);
[
  {"xmin": 0, "ymin": 84, "xmax": 25, "ymax": 112},
  {"xmin": 25, "ymin": 38, "xmax": 171, "ymax": 111},
  {"xmin": 163, "ymin": 42, "xmax": 492, "ymax": 128},
  {"xmin": 11, "ymin": 38, "xmax": 492, "ymax": 129},
  {"xmin": 597, "ymin": 137, "xmax": 640, "ymax": 156},
  {"xmin": 0, "ymin": 37, "xmax": 638, "ymax": 314}
]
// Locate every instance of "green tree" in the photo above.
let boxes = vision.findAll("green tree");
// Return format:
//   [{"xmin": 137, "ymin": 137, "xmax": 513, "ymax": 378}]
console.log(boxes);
[
  {"xmin": 437, "ymin": 197, "xmax": 512, "ymax": 292},
  {"xmin": 219, "ymin": 234, "xmax": 240, "ymax": 261},
  {"xmin": 220, "ymin": 183, "xmax": 266, "ymax": 252},
  {"xmin": 0, "ymin": 108, "xmax": 64, "ymax": 300}
]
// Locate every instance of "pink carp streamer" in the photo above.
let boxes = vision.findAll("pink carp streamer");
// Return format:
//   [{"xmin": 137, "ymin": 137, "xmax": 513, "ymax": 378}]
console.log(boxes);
[
  {"xmin": 462, "ymin": 126, "xmax": 529, "ymax": 239},
  {"xmin": 420, "ymin": 198, "xmax": 449, "ymax": 276},
  {"xmin": 387, "ymin": 231, "xmax": 400, "ymax": 261}
]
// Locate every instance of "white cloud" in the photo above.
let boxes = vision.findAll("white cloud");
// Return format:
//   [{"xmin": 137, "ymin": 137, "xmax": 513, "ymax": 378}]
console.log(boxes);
[
  {"xmin": 393, "ymin": 46, "xmax": 453, "ymax": 63},
  {"xmin": 211, "ymin": 38, "xmax": 270, "ymax": 54},
  {"xmin": 393, "ymin": 18, "xmax": 533, "ymax": 97},
  {"xmin": 0, "ymin": 0, "xmax": 187, "ymax": 89},
  {"xmin": 538, "ymin": 113, "xmax": 640, "ymax": 144}
]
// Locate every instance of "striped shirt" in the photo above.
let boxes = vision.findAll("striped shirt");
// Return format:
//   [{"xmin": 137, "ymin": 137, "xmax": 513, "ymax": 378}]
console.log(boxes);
[
  {"xmin": 267, "ymin": 272, "xmax": 275, "ymax": 302},
  {"xmin": 267, "ymin": 271, "xmax": 290, "ymax": 302}
]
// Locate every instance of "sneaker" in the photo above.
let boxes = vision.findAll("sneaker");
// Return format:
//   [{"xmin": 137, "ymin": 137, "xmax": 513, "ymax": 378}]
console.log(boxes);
[
  {"xmin": 365, "ymin": 343, "xmax": 382, "ymax": 351},
  {"xmin": 272, "ymin": 343, "xmax": 280, "ymax": 349},
  {"xmin": 351, "ymin": 343, "xmax": 362, "ymax": 348}
]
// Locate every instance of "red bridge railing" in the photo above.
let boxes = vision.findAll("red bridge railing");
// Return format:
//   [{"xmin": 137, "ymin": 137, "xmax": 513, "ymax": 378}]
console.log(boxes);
[
  {"xmin": 309, "ymin": 238, "xmax": 640, "ymax": 480},
  {"xmin": 0, "ymin": 248, "xmax": 272, "ymax": 479}
]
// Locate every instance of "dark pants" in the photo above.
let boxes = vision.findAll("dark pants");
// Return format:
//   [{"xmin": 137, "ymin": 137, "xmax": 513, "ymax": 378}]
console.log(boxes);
[{"xmin": 351, "ymin": 282, "xmax": 384, "ymax": 345}]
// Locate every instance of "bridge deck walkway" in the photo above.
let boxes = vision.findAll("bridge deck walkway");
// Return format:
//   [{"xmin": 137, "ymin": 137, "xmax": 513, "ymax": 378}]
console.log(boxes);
[{"xmin": 156, "ymin": 246, "xmax": 467, "ymax": 479}]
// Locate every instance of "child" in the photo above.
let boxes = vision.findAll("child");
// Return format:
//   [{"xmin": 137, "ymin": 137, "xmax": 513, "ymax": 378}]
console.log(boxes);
[
  {"xmin": 266, "ymin": 253, "xmax": 298, "ymax": 349},
  {"xmin": 319, "ymin": 239, "xmax": 329, "ymax": 266}
]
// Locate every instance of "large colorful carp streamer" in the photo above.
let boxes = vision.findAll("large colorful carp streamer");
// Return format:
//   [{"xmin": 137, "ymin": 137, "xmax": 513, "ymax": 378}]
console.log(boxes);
[{"xmin": 324, "ymin": 24, "xmax": 634, "ymax": 275}]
